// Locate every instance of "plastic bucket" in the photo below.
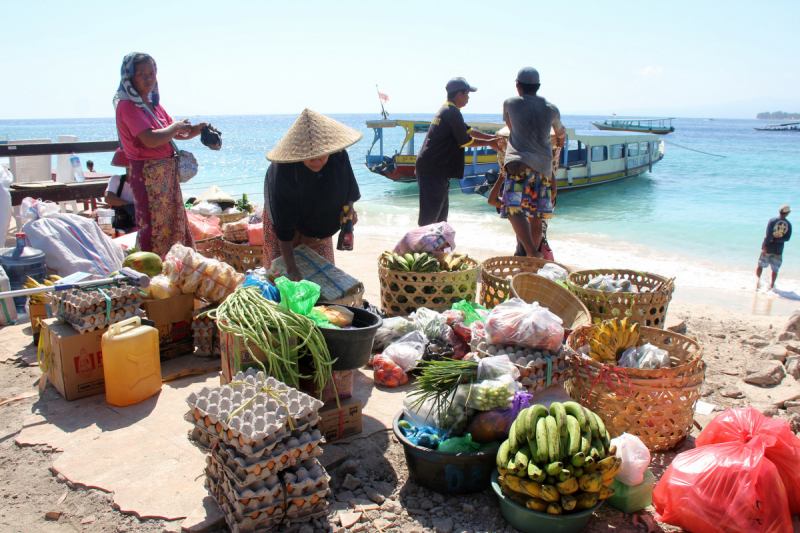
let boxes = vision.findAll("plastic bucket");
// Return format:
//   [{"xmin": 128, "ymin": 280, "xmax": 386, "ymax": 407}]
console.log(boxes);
[
  {"xmin": 392, "ymin": 412, "xmax": 498, "ymax": 494},
  {"xmin": 491, "ymin": 470, "xmax": 602, "ymax": 533},
  {"xmin": 318, "ymin": 304, "xmax": 382, "ymax": 371}
]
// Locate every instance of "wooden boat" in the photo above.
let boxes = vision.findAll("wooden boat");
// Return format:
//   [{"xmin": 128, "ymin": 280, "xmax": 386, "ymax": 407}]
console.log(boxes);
[
  {"xmin": 591, "ymin": 117, "xmax": 674, "ymax": 134},
  {"xmin": 754, "ymin": 122, "xmax": 800, "ymax": 131},
  {"xmin": 458, "ymin": 128, "xmax": 666, "ymax": 197},
  {"xmin": 365, "ymin": 119, "xmax": 503, "ymax": 183}
]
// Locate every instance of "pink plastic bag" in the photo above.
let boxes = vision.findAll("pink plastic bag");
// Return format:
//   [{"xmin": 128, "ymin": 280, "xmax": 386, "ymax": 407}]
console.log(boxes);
[
  {"xmin": 247, "ymin": 223, "xmax": 263, "ymax": 245},
  {"xmin": 393, "ymin": 222, "xmax": 456, "ymax": 255},
  {"xmin": 186, "ymin": 211, "xmax": 222, "ymax": 241},
  {"xmin": 695, "ymin": 407, "xmax": 800, "ymax": 514},
  {"xmin": 653, "ymin": 435, "xmax": 791, "ymax": 533}
]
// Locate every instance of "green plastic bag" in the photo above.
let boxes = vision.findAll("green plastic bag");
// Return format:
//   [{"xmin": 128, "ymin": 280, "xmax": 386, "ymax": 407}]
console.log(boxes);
[
  {"xmin": 274, "ymin": 277, "xmax": 321, "ymax": 316},
  {"xmin": 309, "ymin": 309, "xmax": 340, "ymax": 329},
  {"xmin": 438, "ymin": 433, "xmax": 480, "ymax": 453},
  {"xmin": 451, "ymin": 301, "xmax": 488, "ymax": 326}
]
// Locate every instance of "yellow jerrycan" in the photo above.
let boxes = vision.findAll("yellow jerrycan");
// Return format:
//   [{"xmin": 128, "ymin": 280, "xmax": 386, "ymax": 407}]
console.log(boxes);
[{"xmin": 101, "ymin": 316, "xmax": 162, "ymax": 406}]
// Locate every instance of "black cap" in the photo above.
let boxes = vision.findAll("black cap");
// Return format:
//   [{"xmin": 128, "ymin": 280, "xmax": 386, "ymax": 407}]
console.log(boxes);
[{"xmin": 445, "ymin": 77, "xmax": 477, "ymax": 92}]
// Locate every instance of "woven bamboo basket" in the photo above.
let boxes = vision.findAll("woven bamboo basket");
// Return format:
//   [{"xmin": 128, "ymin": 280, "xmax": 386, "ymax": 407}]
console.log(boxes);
[
  {"xmin": 480, "ymin": 256, "xmax": 571, "ymax": 309},
  {"xmin": 510, "ymin": 273, "xmax": 591, "ymax": 333},
  {"xmin": 269, "ymin": 245, "xmax": 363, "ymax": 303},
  {"xmin": 378, "ymin": 255, "xmax": 481, "ymax": 317},
  {"xmin": 220, "ymin": 239, "xmax": 263, "ymax": 273},
  {"xmin": 326, "ymin": 282, "xmax": 365, "ymax": 307},
  {"xmin": 195, "ymin": 235, "xmax": 224, "ymax": 261},
  {"xmin": 565, "ymin": 325, "xmax": 705, "ymax": 451},
  {"xmin": 566, "ymin": 269, "xmax": 675, "ymax": 328},
  {"xmin": 215, "ymin": 212, "xmax": 248, "ymax": 225}
]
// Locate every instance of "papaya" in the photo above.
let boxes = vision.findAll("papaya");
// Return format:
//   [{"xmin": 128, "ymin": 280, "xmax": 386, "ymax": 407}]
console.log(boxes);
[{"xmin": 122, "ymin": 252, "xmax": 163, "ymax": 277}]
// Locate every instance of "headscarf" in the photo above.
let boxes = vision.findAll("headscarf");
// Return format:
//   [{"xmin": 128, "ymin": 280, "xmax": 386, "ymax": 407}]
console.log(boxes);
[{"xmin": 112, "ymin": 52, "xmax": 160, "ymax": 110}]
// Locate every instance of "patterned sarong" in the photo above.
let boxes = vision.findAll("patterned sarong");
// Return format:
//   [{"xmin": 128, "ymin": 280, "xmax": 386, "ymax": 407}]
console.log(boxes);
[{"xmin": 261, "ymin": 212, "xmax": 335, "ymax": 268}]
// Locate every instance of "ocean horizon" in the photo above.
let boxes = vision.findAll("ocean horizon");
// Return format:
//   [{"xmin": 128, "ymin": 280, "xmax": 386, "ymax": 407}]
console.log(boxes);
[{"xmin": 2, "ymin": 113, "xmax": 799, "ymax": 308}]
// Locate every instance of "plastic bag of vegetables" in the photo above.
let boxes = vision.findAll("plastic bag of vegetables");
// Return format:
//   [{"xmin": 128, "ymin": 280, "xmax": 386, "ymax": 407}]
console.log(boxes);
[
  {"xmin": 412, "ymin": 308, "xmax": 448, "ymax": 339},
  {"xmin": 372, "ymin": 317, "xmax": 415, "ymax": 352},
  {"xmin": 403, "ymin": 384, "xmax": 473, "ymax": 438},
  {"xmin": 466, "ymin": 389, "xmax": 533, "ymax": 443},
  {"xmin": 383, "ymin": 331, "xmax": 427, "ymax": 371},
  {"xmin": 465, "ymin": 355, "xmax": 521, "ymax": 411},
  {"xmin": 484, "ymin": 298, "xmax": 564, "ymax": 351}
]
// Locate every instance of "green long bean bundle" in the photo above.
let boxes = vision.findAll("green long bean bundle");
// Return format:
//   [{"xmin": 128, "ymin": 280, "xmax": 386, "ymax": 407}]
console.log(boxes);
[{"xmin": 205, "ymin": 286, "xmax": 336, "ymax": 393}]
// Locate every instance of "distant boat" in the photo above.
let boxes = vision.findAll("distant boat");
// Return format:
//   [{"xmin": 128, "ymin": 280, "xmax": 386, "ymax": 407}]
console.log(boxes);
[
  {"xmin": 754, "ymin": 122, "xmax": 800, "ymax": 131},
  {"xmin": 592, "ymin": 117, "xmax": 675, "ymax": 134}
]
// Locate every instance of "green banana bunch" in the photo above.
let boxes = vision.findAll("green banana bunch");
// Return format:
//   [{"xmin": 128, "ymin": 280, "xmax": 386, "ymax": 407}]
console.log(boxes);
[
  {"xmin": 496, "ymin": 401, "xmax": 621, "ymax": 515},
  {"xmin": 382, "ymin": 251, "xmax": 441, "ymax": 272}
]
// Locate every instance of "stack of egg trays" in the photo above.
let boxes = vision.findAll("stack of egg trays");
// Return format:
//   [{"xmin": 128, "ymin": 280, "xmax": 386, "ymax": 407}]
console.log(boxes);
[
  {"xmin": 192, "ymin": 312, "xmax": 218, "ymax": 357},
  {"xmin": 475, "ymin": 339, "xmax": 571, "ymax": 393},
  {"xmin": 209, "ymin": 457, "xmax": 330, "ymax": 531},
  {"xmin": 54, "ymin": 283, "xmax": 143, "ymax": 333}
]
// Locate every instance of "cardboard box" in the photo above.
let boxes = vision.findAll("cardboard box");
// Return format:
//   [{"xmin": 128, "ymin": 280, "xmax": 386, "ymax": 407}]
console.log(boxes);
[
  {"xmin": 141, "ymin": 293, "xmax": 194, "ymax": 361},
  {"xmin": 299, "ymin": 370, "xmax": 354, "ymax": 404},
  {"xmin": 42, "ymin": 318, "xmax": 107, "ymax": 401},
  {"xmin": 219, "ymin": 330, "xmax": 298, "ymax": 385},
  {"xmin": 30, "ymin": 303, "xmax": 51, "ymax": 337},
  {"xmin": 318, "ymin": 396, "xmax": 362, "ymax": 443}
]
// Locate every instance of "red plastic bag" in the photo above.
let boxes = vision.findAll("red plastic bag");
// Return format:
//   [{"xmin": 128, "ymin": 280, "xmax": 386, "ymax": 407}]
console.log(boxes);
[
  {"xmin": 186, "ymin": 211, "xmax": 222, "ymax": 241},
  {"xmin": 695, "ymin": 407, "xmax": 800, "ymax": 514},
  {"xmin": 653, "ymin": 435, "xmax": 791, "ymax": 533}
]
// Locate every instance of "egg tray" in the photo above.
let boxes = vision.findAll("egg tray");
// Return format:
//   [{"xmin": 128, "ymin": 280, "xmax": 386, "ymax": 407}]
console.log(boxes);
[
  {"xmin": 61, "ymin": 307, "xmax": 144, "ymax": 333},
  {"xmin": 54, "ymin": 284, "xmax": 142, "ymax": 317},
  {"xmin": 213, "ymin": 440, "xmax": 324, "ymax": 487},
  {"xmin": 185, "ymin": 408, "xmax": 319, "ymax": 456},
  {"xmin": 218, "ymin": 497, "xmax": 327, "ymax": 533},
  {"xmin": 194, "ymin": 344, "xmax": 220, "ymax": 357},
  {"xmin": 519, "ymin": 368, "xmax": 570, "ymax": 394},
  {"xmin": 221, "ymin": 458, "xmax": 329, "ymax": 503},
  {"xmin": 188, "ymin": 426, "xmax": 220, "ymax": 454},
  {"xmin": 218, "ymin": 429, "xmax": 323, "ymax": 470},
  {"xmin": 186, "ymin": 370, "xmax": 324, "ymax": 442}
]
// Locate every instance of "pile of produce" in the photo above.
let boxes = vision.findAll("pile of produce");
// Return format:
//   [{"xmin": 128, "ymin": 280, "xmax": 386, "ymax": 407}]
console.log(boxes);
[
  {"xmin": 24, "ymin": 275, "xmax": 61, "ymax": 306},
  {"xmin": 583, "ymin": 274, "xmax": 637, "ymax": 293},
  {"xmin": 496, "ymin": 401, "xmax": 621, "ymax": 515},
  {"xmin": 122, "ymin": 251, "xmax": 163, "ymax": 277},
  {"xmin": 581, "ymin": 316, "xmax": 670, "ymax": 369},
  {"xmin": 205, "ymin": 286, "xmax": 335, "ymax": 391},
  {"xmin": 382, "ymin": 251, "xmax": 472, "ymax": 273}
]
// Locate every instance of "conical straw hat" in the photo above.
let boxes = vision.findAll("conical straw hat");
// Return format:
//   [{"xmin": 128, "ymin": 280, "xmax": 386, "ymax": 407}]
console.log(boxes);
[
  {"xmin": 266, "ymin": 109, "xmax": 363, "ymax": 163},
  {"xmin": 195, "ymin": 185, "xmax": 235, "ymax": 204}
]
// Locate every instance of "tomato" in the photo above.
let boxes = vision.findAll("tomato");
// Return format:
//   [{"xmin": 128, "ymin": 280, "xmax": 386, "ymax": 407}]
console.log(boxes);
[
  {"xmin": 390, "ymin": 365, "xmax": 404, "ymax": 379},
  {"xmin": 384, "ymin": 376, "xmax": 400, "ymax": 387}
]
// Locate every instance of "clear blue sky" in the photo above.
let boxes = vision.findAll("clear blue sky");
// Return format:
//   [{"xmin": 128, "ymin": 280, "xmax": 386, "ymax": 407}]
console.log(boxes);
[{"xmin": 3, "ymin": 0, "xmax": 798, "ymax": 119}]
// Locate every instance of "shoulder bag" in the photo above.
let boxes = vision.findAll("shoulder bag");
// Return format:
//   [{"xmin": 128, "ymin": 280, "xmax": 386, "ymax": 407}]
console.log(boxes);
[
  {"xmin": 141, "ymin": 105, "xmax": 198, "ymax": 183},
  {"xmin": 111, "ymin": 174, "xmax": 137, "ymax": 230}
]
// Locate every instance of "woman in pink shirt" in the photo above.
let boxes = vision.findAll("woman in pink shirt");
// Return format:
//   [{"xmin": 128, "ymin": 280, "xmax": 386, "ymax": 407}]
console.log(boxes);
[{"xmin": 114, "ymin": 52, "xmax": 205, "ymax": 257}]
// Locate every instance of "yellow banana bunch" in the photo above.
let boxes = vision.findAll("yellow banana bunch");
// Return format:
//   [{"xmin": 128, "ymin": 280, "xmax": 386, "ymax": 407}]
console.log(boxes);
[
  {"xmin": 589, "ymin": 318, "xmax": 641, "ymax": 363},
  {"xmin": 442, "ymin": 252, "xmax": 468, "ymax": 271}
]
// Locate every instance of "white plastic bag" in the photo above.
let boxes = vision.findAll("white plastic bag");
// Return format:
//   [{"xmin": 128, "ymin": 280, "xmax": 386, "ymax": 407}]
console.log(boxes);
[
  {"xmin": 20, "ymin": 197, "xmax": 60, "ymax": 220},
  {"xmin": 484, "ymin": 298, "xmax": 564, "ymax": 351},
  {"xmin": 537, "ymin": 263, "xmax": 568, "ymax": 283},
  {"xmin": 411, "ymin": 308, "xmax": 447, "ymax": 339},
  {"xmin": 189, "ymin": 201, "xmax": 223, "ymax": 216},
  {"xmin": 383, "ymin": 330, "xmax": 427, "ymax": 371},
  {"xmin": 610, "ymin": 433, "xmax": 651, "ymax": 486},
  {"xmin": 619, "ymin": 343, "xmax": 670, "ymax": 370},
  {"xmin": 22, "ymin": 212, "xmax": 125, "ymax": 277},
  {"xmin": 0, "ymin": 166, "xmax": 12, "ymax": 240}
]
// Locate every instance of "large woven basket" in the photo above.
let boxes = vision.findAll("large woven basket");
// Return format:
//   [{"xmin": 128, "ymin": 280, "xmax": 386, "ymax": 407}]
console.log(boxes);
[
  {"xmin": 565, "ymin": 325, "xmax": 705, "ymax": 451},
  {"xmin": 220, "ymin": 239, "xmax": 263, "ymax": 273},
  {"xmin": 566, "ymin": 269, "xmax": 674, "ymax": 328},
  {"xmin": 326, "ymin": 282, "xmax": 365, "ymax": 307},
  {"xmin": 480, "ymin": 256, "xmax": 571, "ymax": 309},
  {"xmin": 510, "ymin": 273, "xmax": 591, "ymax": 332},
  {"xmin": 378, "ymin": 255, "xmax": 481, "ymax": 317},
  {"xmin": 216, "ymin": 212, "xmax": 248, "ymax": 225},
  {"xmin": 195, "ymin": 235, "xmax": 224, "ymax": 261}
]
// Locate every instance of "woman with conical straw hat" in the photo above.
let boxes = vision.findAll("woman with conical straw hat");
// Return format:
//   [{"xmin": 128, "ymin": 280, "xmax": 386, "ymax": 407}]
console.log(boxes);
[{"xmin": 263, "ymin": 109, "xmax": 363, "ymax": 280}]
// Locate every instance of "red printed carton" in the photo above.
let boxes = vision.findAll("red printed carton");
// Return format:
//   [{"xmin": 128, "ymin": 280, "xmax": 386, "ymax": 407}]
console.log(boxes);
[{"xmin": 42, "ymin": 318, "xmax": 107, "ymax": 401}]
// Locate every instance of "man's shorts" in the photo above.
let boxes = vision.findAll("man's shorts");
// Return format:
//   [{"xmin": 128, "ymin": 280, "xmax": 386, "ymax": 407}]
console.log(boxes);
[
  {"xmin": 500, "ymin": 167, "xmax": 553, "ymax": 220},
  {"xmin": 758, "ymin": 253, "xmax": 782, "ymax": 273}
]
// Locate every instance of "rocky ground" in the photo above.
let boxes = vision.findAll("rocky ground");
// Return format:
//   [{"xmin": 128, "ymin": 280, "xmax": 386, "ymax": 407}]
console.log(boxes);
[{"xmin": 1, "ymin": 301, "xmax": 799, "ymax": 532}]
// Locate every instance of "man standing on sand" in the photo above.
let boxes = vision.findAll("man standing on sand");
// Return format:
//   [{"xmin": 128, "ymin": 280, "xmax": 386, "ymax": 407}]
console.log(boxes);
[
  {"xmin": 757, "ymin": 204, "xmax": 792, "ymax": 290},
  {"xmin": 415, "ymin": 77, "xmax": 501, "ymax": 226},
  {"xmin": 500, "ymin": 67, "xmax": 566, "ymax": 258}
]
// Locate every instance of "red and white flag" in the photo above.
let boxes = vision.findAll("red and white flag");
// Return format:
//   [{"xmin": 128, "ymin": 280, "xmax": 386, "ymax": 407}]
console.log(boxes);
[{"xmin": 378, "ymin": 92, "xmax": 389, "ymax": 102}]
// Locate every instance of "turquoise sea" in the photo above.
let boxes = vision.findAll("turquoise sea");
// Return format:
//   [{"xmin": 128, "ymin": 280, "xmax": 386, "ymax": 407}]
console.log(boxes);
[{"xmin": 2, "ymin": 114, "xmax": 799, "ymax": 305}]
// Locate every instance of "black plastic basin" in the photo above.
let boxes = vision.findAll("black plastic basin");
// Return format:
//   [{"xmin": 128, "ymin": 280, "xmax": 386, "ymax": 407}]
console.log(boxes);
[{"xmin": 318, "ymin": 304, "xmax": 383, "ymax": 371}]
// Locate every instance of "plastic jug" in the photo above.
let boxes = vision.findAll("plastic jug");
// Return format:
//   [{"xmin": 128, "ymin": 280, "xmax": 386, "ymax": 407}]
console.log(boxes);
[
  {"xmin": 101, "ymin": 316, "xmax": 162, "ymax": 406},
  {"xmin": 607, "ymin": 468, "xmax": 655, "ymax": 513},
  {"xmin": 1, "ymin": 233, "xmax": 46, "ymax": 312}
]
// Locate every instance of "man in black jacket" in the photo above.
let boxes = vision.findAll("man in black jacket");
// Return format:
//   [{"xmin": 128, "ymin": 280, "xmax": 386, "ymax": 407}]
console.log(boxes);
[{"xmin": 757, "ymin": 204, "xmax": 792, "ymax": 290}]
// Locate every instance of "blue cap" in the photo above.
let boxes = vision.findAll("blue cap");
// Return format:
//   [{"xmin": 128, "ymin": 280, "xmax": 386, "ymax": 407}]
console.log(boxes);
[
  {"xmin": 446, "ymin": 77, "xmax": 477, "ymax": 92},
  {"xmin": 516, "ymin": 67, "xmax": 540, "ymax": 84}
]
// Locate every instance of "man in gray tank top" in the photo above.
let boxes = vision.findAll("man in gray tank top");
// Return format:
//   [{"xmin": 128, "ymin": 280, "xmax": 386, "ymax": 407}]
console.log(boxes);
[{"xmin": 500, "ymin": 67, "xmax": 566, "ymax": 258}]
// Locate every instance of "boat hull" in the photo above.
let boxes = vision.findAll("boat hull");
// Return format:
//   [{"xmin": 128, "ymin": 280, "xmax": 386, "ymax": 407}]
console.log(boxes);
[{"xmin": 592, "ymin": 123, "xmax": 674, "ymax": 134}]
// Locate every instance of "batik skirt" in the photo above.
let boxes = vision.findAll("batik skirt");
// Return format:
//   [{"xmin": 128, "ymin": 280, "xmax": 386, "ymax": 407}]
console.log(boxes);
[{"xmin": 261, "ymin": 213, "xmax": 335, "ymax": 268}]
